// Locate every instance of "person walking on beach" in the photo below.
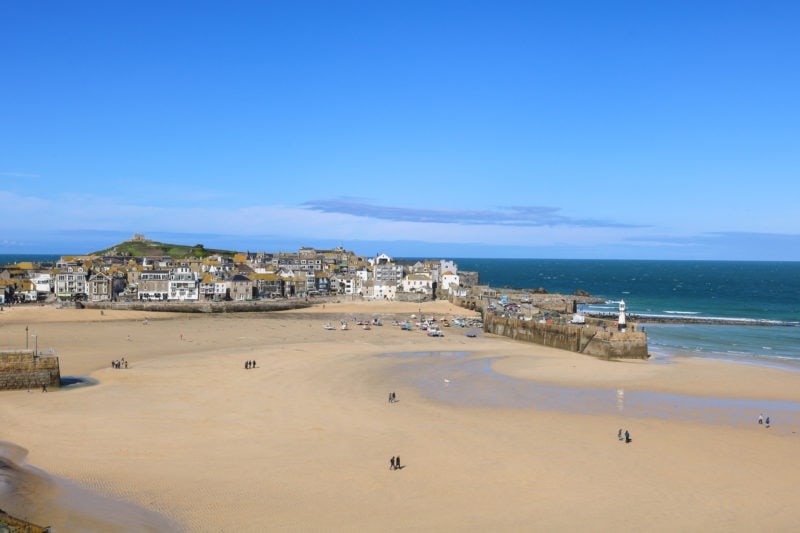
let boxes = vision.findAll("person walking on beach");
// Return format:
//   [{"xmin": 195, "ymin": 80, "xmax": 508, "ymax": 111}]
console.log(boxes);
[
  {"xmin": 390, "ymin": 456, "xmax": 395, "ymax": 470},
  {"xmin": 765, "ymin": 416, "xmax": 770, "ymax": 427},
  {"xmin": 395, "ymin": 456, "xmax": 401, "ymax": 469},
  {"xmin": 624, "ymin": 430, "xmax": 630, "ymax": 443},
  {"xmin": 41, "ymin": 383, "xmax": 47, "ymax": 393},
  {"xmin": 618, "ymin": 429, "xmax": 623, "ymax": 441}
]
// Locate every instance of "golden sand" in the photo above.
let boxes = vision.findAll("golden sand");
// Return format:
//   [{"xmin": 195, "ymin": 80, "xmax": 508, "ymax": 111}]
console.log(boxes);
[{"xmin": 1, "ymin": 301, "xmax": 799, "ymax": 532}]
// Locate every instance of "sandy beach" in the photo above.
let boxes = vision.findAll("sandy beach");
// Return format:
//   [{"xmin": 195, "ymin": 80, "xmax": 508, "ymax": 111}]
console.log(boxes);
[{"xmin": 1, "ymin": 300, "xmax": 799, "ymax": 532}]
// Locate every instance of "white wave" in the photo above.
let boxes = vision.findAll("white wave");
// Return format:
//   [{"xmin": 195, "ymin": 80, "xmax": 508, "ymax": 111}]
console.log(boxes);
[{"xmin": 664, "ymin": 311, "xmax": 700, "ymax": 315}]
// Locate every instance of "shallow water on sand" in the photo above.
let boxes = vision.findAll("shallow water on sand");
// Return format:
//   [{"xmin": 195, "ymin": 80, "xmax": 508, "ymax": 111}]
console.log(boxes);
[
  {"xmin": 0, "ymin": 441, "xmax": 181, "ymax": 533},
  {"xmin": 385, "ymin": 353, "xmax": 800, "ymax": 434}
]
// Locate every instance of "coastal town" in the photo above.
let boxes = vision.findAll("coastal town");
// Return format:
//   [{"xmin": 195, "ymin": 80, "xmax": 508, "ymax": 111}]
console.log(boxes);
[{"xmin": 0, "ymin": 234, "xmax": 480, "ymax": 305}]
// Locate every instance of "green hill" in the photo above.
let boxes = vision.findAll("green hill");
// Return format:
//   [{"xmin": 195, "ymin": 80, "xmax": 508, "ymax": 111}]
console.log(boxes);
[{"xmin": 90, "ymin": 239, "xmax": 238, "ymax": 259}]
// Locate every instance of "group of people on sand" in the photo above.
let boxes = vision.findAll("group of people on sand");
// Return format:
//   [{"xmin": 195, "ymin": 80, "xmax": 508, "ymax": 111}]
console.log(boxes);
[
  {"xmin": 111, "ymin": 358, "xmax": 128, "ymax": 369},
  {"xmin": 618, "ymin": 428, "xmax": 631, "ymax": 443},
  {"xmin": 758, "ymin": 413, "xmax": 771, "ymax": 427},
  {"xmin": 388, "ymin": 392, "xmax": 398, "ymax": 403},
  {"xmin": 244, "ymin": 360, "xmax": 257, "ymax": 369}
]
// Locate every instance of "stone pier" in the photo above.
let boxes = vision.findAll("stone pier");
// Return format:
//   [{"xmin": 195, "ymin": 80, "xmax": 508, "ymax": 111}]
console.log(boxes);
[
  {"xmin": 0, "ymin": 349, "xmax": 61, "ymax": 391},
  {"xmin": 484, "ymin": 315, "xmax": 649, "ymax": 360}
]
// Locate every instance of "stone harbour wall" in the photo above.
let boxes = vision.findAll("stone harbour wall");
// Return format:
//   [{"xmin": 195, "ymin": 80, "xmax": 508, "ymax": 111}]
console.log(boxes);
[
  {"xmin": 484, "ymin": 316, "xmax": 649, "ymax": 360},
  {"xmin": 0, "ymin": 350, "xmax": 61, "ymax": 390}
]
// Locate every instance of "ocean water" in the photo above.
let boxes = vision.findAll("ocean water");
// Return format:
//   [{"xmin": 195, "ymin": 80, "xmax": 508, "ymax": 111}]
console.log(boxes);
[
  {"xmin": 454, "ymin": 259, "xmax": 800, "ymax": 369},
  {"xmin": 0, "ymin": 254, "xmax": 61, "ymax": 265}
]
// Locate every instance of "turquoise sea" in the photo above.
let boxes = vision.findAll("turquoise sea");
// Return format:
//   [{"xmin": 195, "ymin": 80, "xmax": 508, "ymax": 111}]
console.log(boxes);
[
  {"xmin": 0, "ymin": 254, "xmax": 61, "ymax": 265},
  {"xmin": 454, "ymin": 259, "xmax": 800, "ymax": 369}
]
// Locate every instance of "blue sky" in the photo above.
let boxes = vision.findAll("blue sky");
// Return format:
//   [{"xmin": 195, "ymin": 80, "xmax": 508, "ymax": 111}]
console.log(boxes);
[{"xmin": 2, "ymin": 1, "xmax": 799, "ymax": 259}]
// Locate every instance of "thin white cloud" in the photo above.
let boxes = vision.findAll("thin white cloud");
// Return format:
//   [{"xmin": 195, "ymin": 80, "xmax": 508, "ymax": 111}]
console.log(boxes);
[
  {"xmin": 302, "ymin": 198, "xmax": 643, "ymax": 228},
  {"xmin": 0, "ymin": 172, "xmax": 40, "ymax": 178}
]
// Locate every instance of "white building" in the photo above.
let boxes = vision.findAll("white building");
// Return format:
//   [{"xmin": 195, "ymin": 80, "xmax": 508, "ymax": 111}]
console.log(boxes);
[
  {"xmin": 401, "ymin": 272, "xmax": 434, "ymax": 295},
  {"xmin": 169, "ymin": 267, "xmax": 200, "ymax": 301},
  {"xmin": 29, "ymin": 273, "xmax": 52, "ymax": 298},
  {"xmin": 339, "ymin": 276, "xmax": 363, "ymax": 295},
  {"xmin": 373, "ymin": 282, "xmax": 397, "ymax": 300},
  {"xmin": 440, "ymin": 270, "xmax": 460, "ymax": 292}
]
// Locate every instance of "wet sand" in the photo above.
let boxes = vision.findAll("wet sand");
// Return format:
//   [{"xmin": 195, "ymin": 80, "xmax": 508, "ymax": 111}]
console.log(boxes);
[{"xmin": 1, "ymin": 301, "xmax": 799, "ymax": 531}]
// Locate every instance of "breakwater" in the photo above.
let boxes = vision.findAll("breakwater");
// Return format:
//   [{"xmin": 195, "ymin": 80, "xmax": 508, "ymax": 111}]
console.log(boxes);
[
  {"xmin": 582, "ymin": 311, "xmax": 798, "ymax": 327},
  {"xmin": 0, "ymin": 350, "xmax": 61, "ymax": 391},
  {"xmin": 483, "ymin": 315, "xmax": 649, "ymax": 360}
]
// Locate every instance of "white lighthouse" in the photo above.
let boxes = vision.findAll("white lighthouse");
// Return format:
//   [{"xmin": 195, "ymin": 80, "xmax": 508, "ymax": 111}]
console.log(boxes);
[{"xmin": 618, "ymin": 300, "xmax": 627, "ymax": 332}]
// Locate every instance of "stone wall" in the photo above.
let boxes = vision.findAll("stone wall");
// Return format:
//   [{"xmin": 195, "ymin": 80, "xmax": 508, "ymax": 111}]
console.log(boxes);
[
  {"xmin": 484, "ymin": 316, "xmax": 649, "ymax": 360},
  {"xmin": 82, "ymin": 299, "xmax": 312, "ymax": 313},
  {"xmin": 0, "ymin": 350, "xmax": 61, "ymax": 390}
]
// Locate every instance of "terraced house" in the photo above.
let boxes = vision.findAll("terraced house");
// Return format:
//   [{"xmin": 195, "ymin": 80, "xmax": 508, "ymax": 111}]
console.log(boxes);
[
  {"xmin": 199, "ymin": 273, "xmax": 227, "ymax": 300},
  {"xmin": 228, "ymin": 274, "xmax": 253, "ymax": 301},
  {"xmin": 87, "ymin": 272, "xmax": 113, "ymax": 302},
  {"xmin": 169, "ymin": 266, "xmax": 200, "ymax": 301},
  {"xmin": 138, "ymin": 270, "xmax": 169, "ymax": 300},
  {"xmin": 54, "ymin": 265, "xmax": 87, "ymax": 299}
]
